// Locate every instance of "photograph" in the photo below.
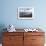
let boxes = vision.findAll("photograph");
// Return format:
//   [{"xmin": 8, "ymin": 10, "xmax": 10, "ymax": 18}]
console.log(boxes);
[{"xmin": 18, "ymin": 7, "xmax": 34, "ymax": 19}]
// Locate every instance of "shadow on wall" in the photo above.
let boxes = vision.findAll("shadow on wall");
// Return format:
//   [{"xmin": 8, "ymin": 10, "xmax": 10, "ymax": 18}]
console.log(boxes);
[{"xmin": 0, "ymin": 24, "xmax": 7, "ymax": 43}]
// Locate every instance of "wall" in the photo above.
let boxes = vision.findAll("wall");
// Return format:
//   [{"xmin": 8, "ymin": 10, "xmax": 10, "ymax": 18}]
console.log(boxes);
[
  {"xmin": 0, "ymin": 0, "xmax": 46, "ymax": 45},
  {"xmin": 0, "ymin": 0, "xmax": 46, "ymax": 44}
]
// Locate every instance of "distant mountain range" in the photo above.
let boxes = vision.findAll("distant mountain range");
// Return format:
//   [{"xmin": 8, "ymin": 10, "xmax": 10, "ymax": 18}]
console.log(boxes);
[{"xmin": 19, "ymin": 12, "xmax": 32, "ymax": 17}]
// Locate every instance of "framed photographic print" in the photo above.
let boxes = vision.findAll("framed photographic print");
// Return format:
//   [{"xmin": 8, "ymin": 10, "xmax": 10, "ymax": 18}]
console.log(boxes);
[{"xmin": 18, "ymin": 7, "xmax": 34, "ymax": 19}]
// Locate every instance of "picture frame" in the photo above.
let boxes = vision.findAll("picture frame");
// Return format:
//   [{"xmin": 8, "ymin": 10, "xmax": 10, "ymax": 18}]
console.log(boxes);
[{"xmin": 17, "ymin": 7, "xmax": 34, "ymax": 19}]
